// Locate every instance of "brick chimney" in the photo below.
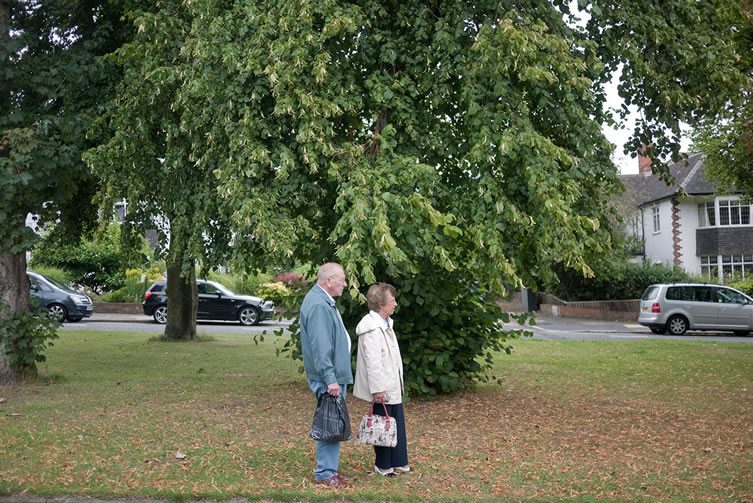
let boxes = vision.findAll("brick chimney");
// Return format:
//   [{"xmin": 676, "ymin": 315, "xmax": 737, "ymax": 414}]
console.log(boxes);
[{"xmin": 638, "ymin": 144, "xmax": 653, "ymax": 175}]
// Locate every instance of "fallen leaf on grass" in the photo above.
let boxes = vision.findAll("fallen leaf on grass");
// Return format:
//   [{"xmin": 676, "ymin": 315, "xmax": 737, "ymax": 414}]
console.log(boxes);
[{"xmin": 175, "ymin": 451, "xmax": 187, "ymax": 460}]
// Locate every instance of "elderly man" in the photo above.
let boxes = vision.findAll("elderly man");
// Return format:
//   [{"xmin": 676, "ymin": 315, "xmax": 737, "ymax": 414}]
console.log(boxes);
[{"xmin": 300, "ymin": 262, "xmax": 353, "ymax": 488}]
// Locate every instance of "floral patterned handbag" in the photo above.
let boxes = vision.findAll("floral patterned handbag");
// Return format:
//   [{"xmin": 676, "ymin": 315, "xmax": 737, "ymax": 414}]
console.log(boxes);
[{"xmin": 356, "ymin": 400, "xmax": 398, "ymax": 447}]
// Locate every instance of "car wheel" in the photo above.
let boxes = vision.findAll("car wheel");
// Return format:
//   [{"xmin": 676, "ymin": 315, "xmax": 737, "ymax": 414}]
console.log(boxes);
[
  {"xmin": 666, "ymin": 315, "xmax": 688, "ymax": 336},
  {"xmin": 47, "ymin": 303, "xmax": 67, "ymax": 323},
  {"xmin": 67, "ymin": 316, "xmax": 83, "ymax": 322},
  {"xmin": 733, "ymin": 330, "xmax": 750, "ymax": 336},
  {"xmin": 650, "ymin": 327, "xmax": 666, "ymax": 334},
  {"xmin": 238, "ymin": 306, "xmax": 260, "ymax": 326},
  {"xmin": 153, "ymin": 305, "xmax": 168, "ymax": 324}
]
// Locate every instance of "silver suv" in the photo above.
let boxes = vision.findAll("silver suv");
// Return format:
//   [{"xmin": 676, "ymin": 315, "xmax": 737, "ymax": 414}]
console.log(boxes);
[{"xmin": 639, "ymin": 283, "xmax": 753, "ymax": 336}]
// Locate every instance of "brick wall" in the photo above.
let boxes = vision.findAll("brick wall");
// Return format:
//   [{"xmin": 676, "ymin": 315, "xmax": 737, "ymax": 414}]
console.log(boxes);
[
  {"xmin": 672, "ymin": 199, "xmax": 683, "ymax": 266},
  {"xmin": 539, "ymin": 299, "xmax": 640, "ymax": 322},
  {"xmin": 94, "ymin": 302, "xmax": 142, "ymax": 314}
]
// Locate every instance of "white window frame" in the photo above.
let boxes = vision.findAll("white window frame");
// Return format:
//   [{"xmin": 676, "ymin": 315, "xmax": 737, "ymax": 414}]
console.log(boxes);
[
  {"xmin": 697, "ymin": 201, "xmax": 715, "ymax": 228},
  {"xmin": 718, "ymin": 198, "xmax": 751, "ymax": 227},
  {"xmin": 721, "ymin": 254, "xmax": 753, "ymax": 280},
  {"xmin": 651, "ymin": 205, "xmax": 661, "ymax": 233},
  {"xmin": 701, "ymin": 255, "xmax": 753, "ymax": 281}
]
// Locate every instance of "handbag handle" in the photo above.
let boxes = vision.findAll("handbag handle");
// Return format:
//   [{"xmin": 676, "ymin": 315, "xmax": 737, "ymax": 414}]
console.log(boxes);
[{"xmin": 366, "ymin": 399, "xmax": 391, "ymax": 430}]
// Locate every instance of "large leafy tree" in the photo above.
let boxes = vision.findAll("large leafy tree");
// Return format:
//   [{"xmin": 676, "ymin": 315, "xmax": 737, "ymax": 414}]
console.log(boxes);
[
  {"xmin": 168, "ymin": 0, "xmax": 618, "ymax": 394},
  {"xmin": 89, "ymin": 0, "xmax": 747, "ymax": 393},
  {"xmin": 692, "ymin": 3, "xmax": 753, "ymax": 196},
  {"xmin": 86, "ymin": 1, "xmax": 238, "ymax": 340},
  {"xmin": 0, "ymin": 0, "xmax": 136, "ymax": 382},
  {"xmin": 583, "ymin": 0, "xmax": 747, "ymax": 179}
]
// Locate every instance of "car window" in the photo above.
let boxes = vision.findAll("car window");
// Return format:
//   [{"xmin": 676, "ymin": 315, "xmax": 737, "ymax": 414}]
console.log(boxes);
[
  {"xmin": 692, "ymin": 287, "xmax": 714, "ymax": 303},
  {"xmin": 642, "ymin": 286, "xmax": 660, "ymax": 301},
  {"xmin": 150, "ymin": 284, "xmax": 165, "ymax": 293},
  {"xmin": 198, "ymin": 283, "xmax": 220, "ymax": 295},
  {"xmin": 715, "ymin": 288, "xmax": 746, "ymax": 304},
  {"xmin": 210, "ymin": 282, "xmax": 234, "ymax": 296},
  {"xmin": 42, "ymin": 275, "xmax": 69, "ymax": 290},
  {"xmin": 666, "ymin": 287, "xmax": 693, "ymax": 301},
  {"xmin": 28, "ymin": 275, "xmax": 53, "ymax": 293}
]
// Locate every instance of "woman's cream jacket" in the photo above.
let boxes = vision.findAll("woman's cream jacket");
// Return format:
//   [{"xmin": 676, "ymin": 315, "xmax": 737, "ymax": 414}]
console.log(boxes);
[{"xmin": 352, "ymin": 311, "xmax": 404, "ymax": 404}]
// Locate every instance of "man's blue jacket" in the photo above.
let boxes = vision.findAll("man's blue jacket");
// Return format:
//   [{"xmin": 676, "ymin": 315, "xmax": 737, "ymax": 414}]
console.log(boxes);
[{"xmin": 300, "ymin": 284, "xmax": 353, "ymax": 386}]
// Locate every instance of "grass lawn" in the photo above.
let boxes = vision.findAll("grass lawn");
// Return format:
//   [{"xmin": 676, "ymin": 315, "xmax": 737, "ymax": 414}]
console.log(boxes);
[{"xmin": 1, "ymin": 329, "xmax": 752, "ymax": 502}]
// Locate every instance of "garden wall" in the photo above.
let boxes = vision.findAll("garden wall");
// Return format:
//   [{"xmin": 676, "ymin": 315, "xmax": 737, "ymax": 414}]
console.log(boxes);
[
  {"xmin": 538, "ymin": 293, "xmax": 640, "ymax": 322},
  {"xmin": 94, "ymin": 302, "xmax": 142, "ymax": 314}
]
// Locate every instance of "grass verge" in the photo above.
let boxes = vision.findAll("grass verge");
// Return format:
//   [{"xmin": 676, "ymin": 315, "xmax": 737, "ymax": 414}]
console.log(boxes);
[{"xmin": 1, "ymin": 331, "xmax": 751, "ymax": 501}]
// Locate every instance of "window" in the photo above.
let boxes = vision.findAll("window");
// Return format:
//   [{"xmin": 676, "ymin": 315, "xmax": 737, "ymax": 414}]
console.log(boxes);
[
  {"xmin": 28, "ymin": 275, "xmax": 53, "ymax": 293},
  {"xmin": 715, "ymin": 287, "xmax": 747, "ymax": 304},
  {"xmin": 666, "ymin": 287, "xmax": 692, "ymax": 301},
  {"xmin": 113, "ymin": 201, "xmax": 127, "ymax": 223},
  {"xmin": 697, "ymin": 202, "xmax": 715, "ymax": 227},
  {"xmin": 700, "ymin": 256, "xmax": 718, "ymax": 279},
  {"xmin": 667, "ymin": 286, "xmax": 713, "ymax": 302},
  {"xmin": 652, "ymin": 205, "xmax": 660, "ymax": 233},
  {"xmin": 718, "ymin": 199, "xmax": 751, "ymax": 226},
  {"xmin": 198, "ymin": 283, "xmax": 220, "ymax": 295},
  {"xmin": 642, "ymin": 286, "xmax": 660, "ymax": 301},
  {"xmin": 692, "ymin": 287, "xmax": 714, "ymax": 303},
  {"xmin": 721, "ymin": 255, "xmax": 753, "ymax": 280}
]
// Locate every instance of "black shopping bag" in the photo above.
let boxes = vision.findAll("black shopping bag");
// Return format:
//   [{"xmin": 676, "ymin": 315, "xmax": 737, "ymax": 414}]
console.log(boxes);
[{"xmin": 309, "ymin": 393, "xmax": 352, "ymax": 442}]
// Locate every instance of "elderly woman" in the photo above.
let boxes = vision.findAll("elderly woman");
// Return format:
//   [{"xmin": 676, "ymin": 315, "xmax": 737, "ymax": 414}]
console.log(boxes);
[{"xmin": 353, "ymin": 282, "xmax": 410, "ymax": 477}]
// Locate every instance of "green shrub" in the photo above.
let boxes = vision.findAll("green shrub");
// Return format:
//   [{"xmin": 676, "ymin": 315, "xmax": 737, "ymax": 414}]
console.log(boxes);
[
  {"xmin": 29, "ymin": 223, "xmax": 149, "ymax": 293},
  {"xmin": 731, "ymin": 277, "xmax": 753, "ymax": 296},
  {"xmin": 255, "ymin": 282, "xmax": 297, "ymax": 307},
  {"xmin": 205, "ymin": 270, "xmax": 273, "ymax": 295},
  {"xmin": 99, "ymin": 289, "xmax": 130, "ymax": 303},
  {"xmin": 99, "ymin": 266, "xmax": 164, "ymax": 303},
  {"xmin": 28, "ymin": 266, "xmax": 75, "ymax": 287},
  {"xmin": 0, "ymin": 305, "xmax": 59, "ymax": 376},
  {"xmin": 280, "ymin": 268, "xmax": 531, "ymax": 397},
  {"xmin": 551, "ymin": 260, "xmax": 691, "ymax": 301}
]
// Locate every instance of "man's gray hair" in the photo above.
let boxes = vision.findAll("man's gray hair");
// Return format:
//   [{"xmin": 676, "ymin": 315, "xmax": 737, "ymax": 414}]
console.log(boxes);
[{"xmin": 317, "ymin": 262, "xmax": 344, "ymax": 284}]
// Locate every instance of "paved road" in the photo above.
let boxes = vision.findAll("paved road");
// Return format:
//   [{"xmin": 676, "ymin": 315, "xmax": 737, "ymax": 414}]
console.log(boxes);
[
  {"xmin": 520, "ymin": 314, "xmax": 753, "ymax": 343},
  {"xmin": 60, "ymin": 312, "xmax": 292, "ymax": 335},
  {"xmin": 61, "ymin": 312, "xmax": 753, "ymax": 343}
]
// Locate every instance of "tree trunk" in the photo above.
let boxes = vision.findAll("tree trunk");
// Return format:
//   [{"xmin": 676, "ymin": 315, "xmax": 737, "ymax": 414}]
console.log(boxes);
[
  {"xmin": 0, "ymin": 253, "xmax": 31, "ymax": 384},
  {"xmin": 162, "ymin": 260, "xmax": 197, "ymax": 340}
]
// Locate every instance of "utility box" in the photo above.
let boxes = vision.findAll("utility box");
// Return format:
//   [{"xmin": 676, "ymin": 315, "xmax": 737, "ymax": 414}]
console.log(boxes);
[{"xmin": 521, "ymin": 288, "xmax": 539, "ymax": 312}]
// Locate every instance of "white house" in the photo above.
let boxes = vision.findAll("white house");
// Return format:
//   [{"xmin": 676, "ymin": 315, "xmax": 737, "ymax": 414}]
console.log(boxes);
[{"xmin": 620, "ymin": 153, "xmax": 753, "ymax": 281}]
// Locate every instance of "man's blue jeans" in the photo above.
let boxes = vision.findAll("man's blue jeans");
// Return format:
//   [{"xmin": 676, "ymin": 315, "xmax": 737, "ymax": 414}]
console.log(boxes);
[{"xmin": 308, "ymin": 379, "xmax": 346, "ymax": 481}]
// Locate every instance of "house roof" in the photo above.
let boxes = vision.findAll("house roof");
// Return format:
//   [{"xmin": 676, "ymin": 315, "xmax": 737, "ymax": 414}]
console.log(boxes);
[{"xmin": 619, "ymin": 153, "xmax": 717, "ymax": 207}]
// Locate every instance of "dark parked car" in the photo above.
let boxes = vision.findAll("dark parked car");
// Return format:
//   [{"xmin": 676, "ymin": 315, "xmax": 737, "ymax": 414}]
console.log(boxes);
[
  {"xmin": 27, "ymin": 271, "xmax": 94, "ymax": 323},
  {"xmin": 142, "ymin": 279, "xmax": 275, "ymax": 326}
]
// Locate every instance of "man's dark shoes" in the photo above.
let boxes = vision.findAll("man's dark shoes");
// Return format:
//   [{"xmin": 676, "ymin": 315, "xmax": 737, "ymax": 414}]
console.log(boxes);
[
  {"xmin": 315, "ymin": 474, "xmax": 349, "ymax": 489},
  {"xmin": 335, "ymin": 472, "xmax": 352, "ymax": 483}
]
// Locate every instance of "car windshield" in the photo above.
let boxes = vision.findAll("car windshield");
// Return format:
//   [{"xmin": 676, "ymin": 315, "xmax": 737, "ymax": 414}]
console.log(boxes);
[{"xmin": 38, "ymin": 275, "xmax": 70, "ymax": 291}]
